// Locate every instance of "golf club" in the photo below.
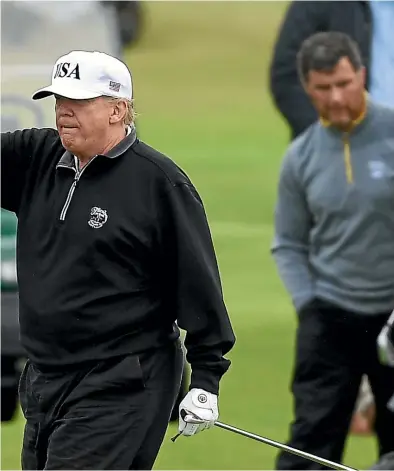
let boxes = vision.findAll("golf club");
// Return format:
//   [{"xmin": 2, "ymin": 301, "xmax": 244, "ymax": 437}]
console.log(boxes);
[
  {"xmin": 214, "ymin": 421, "xmax": 358, "ymax": 471},
  {"xmin": 171, "ymin": 417, "xmax": 358, "ymax": 471}
]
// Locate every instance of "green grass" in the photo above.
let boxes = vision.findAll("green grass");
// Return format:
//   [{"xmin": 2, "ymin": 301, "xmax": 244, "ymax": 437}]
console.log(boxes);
[{"xmin": 1, "ymin": 2, "xmax": 378, "ymax": 469}]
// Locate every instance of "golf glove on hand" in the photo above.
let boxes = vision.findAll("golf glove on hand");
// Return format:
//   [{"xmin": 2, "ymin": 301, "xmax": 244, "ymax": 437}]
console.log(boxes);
[
  {"xmin": 178, "ymin": 388, "xmax": 218, "ymax": 437},
  {"xmin": 377, "ymin": 310, "xmax": 394, "ymax": 367}
]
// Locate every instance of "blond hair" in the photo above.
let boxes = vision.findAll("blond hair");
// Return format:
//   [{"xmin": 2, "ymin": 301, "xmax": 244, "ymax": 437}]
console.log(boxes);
[{"xmin": 106, "ymin": 97, "xmax": 136, "ymax": 125}]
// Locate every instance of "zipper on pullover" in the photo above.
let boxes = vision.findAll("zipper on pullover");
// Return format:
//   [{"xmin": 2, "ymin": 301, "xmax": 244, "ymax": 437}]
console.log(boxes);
[
  {"xmin": 59, "ymin": 156, "xmax": 97, "ymax": 221},
  {"xmin": 320, "ymin": 94, "xmax": 367, "ymax": 185},
  {"xmin": 342, "ymin": 133, "xmax": 354, "ymax": 184}
]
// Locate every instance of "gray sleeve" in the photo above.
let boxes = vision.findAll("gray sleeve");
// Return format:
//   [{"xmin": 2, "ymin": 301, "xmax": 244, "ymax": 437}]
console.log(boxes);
[{"xmin": 271, "ymin": 147, "xmax": 314, "ymax": 311}]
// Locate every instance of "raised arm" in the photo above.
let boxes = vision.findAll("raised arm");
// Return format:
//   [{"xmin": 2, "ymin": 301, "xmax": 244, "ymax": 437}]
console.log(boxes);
[{"xmin": 1, "ymin": 128, "xmax": 56, "ymax": 213}]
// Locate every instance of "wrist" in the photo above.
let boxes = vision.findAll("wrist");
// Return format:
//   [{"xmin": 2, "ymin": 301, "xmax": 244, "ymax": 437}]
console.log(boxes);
[{"xmin": 189, "ymin": 369, "xmax": 220, "ymax": 395}]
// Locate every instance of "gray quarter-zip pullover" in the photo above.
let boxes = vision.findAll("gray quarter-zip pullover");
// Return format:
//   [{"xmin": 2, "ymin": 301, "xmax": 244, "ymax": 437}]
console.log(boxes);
[{"xmin": 272, "ymin": 99, "xmax": 394, "ymax": 314}]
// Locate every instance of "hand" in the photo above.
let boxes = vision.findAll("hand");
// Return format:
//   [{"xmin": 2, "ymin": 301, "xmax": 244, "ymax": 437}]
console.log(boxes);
[
  {"xmin": 377, "ymin": 311, "xmax": 394, "ymax": 366},
  {"xmin": 178, "ymin": 388, "xmax": 218, "ymax": 437}
]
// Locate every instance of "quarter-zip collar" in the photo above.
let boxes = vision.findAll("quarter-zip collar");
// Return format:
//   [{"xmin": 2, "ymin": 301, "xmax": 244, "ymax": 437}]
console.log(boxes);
[
  {"xmin": 319, "ymin": 91, "xmax": 369, "ymax": 135},
  {"xmin": 319, "ymin": 95, "xmax": 378, "ymax": 185},
  {"xmin": 56, "ymin": 125, "xmax": 137, "ymax": 170},
  {"xmin": 56, "ymin": 126, "xmax": 137, "ymax": 221}
]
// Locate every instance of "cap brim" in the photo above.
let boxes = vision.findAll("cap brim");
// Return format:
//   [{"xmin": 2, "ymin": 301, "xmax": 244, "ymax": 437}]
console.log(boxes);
[{"xmin": 32, "ymin": 84, "xmax": 102, "ymax": 101}]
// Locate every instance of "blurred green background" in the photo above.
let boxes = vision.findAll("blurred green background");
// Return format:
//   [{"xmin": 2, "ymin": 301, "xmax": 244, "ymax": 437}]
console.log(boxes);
[{"xmin": 1, "ymin": 1, "xmax": 377, "ymax": 469}]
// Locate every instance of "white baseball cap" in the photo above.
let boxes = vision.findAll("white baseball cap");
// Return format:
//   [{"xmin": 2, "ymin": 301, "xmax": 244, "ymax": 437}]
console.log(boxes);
[{"xmin": 32, "ymin": 50, "xmax": 133, "ymax": 101}]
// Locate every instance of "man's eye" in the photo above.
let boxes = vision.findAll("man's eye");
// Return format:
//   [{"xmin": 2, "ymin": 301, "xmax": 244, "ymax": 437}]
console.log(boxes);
[{"xmin": 337, "ymin": 81, "xmax": 351, "ymax": 88}]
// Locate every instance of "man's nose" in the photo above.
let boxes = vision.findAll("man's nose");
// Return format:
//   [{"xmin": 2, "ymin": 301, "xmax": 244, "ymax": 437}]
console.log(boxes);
[{"xmin": 330, "ymin": 87, "xmax": 343, "ymax": 104}]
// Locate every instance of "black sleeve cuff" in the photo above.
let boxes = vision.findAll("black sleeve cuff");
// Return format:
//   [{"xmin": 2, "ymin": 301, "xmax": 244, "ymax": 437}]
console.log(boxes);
[{"xmin": 189, "ymin": 361, "xmax": 230, "ymax": 396}]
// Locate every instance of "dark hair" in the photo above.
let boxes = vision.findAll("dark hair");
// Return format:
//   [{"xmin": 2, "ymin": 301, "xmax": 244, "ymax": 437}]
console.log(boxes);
[{"xmin": 297, "ymin": 32, "xmax": 363, "ymax": 83}]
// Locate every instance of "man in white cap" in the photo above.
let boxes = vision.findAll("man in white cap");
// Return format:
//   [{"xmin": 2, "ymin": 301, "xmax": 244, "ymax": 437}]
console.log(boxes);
[{"xmin": 1, "ymin": 50, "xmax": 236, "ymax": 470}]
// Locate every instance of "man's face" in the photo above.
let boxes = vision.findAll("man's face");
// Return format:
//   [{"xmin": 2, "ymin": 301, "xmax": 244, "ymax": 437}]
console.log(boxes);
[
  {"xmin": 55, "ymin": 96, "xmax": 115, "ymax": 158},
  {"xmin": 304, "ymin": 57, "xmax": 366, "ymax": 130}
]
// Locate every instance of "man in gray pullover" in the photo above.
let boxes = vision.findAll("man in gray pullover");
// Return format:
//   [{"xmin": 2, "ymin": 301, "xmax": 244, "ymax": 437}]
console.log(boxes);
[{"xmin": 272, "ymin": 31, "xmax": 394, "ymax": 469}]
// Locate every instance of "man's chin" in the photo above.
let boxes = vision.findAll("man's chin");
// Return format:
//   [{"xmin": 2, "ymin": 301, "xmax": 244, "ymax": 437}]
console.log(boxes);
[
  {"xmin": 328, "ymin": 115, "xmax": 352, "ymax": 130},
  {"xmin": 60, "ymin": 135, "xmax": 77, "ymax": 152}
]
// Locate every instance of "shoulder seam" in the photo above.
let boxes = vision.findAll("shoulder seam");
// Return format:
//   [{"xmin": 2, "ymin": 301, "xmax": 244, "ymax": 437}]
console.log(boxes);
[{"xmin": 131, "ymin": 143, "xmax": 181, "ymax": 187}]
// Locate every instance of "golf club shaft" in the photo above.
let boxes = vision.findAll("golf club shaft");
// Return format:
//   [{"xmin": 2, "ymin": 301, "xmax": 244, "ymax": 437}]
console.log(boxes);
[
  {"xmin": 387, "ymin": 310, "xmax": 394, "ymax": 327},
  {"xmin": 214, "ymin": 421, "xmax": 358, "ymax": 471}
]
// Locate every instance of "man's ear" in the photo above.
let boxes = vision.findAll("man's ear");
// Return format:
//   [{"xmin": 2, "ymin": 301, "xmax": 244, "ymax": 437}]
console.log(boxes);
[{"xmin": 109, "ymin": 100, "xmax": 127, "ymax": 124}]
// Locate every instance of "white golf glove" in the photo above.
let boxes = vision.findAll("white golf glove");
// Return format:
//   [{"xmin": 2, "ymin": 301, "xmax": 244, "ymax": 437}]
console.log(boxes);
[
  {"xmin": 178, "ymin": 388, "xmax": 218, "ymax": 437},
  {"xmin": 377, "ymin": 310, "xmax": 394, "ymax": 367}
]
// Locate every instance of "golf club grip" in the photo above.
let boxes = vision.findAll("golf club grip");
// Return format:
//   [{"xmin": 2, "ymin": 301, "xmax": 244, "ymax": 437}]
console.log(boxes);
[{"xmin": 214, "ymin": 422, "xmax": 358, "ymax": 471}]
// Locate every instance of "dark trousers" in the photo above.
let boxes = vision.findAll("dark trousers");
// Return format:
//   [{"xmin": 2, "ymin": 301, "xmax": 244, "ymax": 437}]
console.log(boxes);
[
  {"xmin": 276, "ymin": 299, "xmax": 394, "ymax": 470},
  {"xmin": 19, "ymin": 340, "xmax": 184, "ymax": 470}
]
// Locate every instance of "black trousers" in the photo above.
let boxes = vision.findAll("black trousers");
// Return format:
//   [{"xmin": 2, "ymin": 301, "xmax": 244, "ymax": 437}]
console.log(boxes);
[
  {"xmin": 19, "ymin": 340, "xmax": 184, "ymax": 470},
  {"xmin": 276, "ymin": 299, "xmax": 394, "ymax": 470}
]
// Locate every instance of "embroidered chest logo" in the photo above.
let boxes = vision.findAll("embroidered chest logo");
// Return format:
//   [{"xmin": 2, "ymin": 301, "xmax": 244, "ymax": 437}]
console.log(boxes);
[
  {"xmin": 88, "ymin": 207, "xmax": 108, "ymax": 229},
  {"xmin": 368, "ymin": 160, "xmax": 387, "ymax": 180}
]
